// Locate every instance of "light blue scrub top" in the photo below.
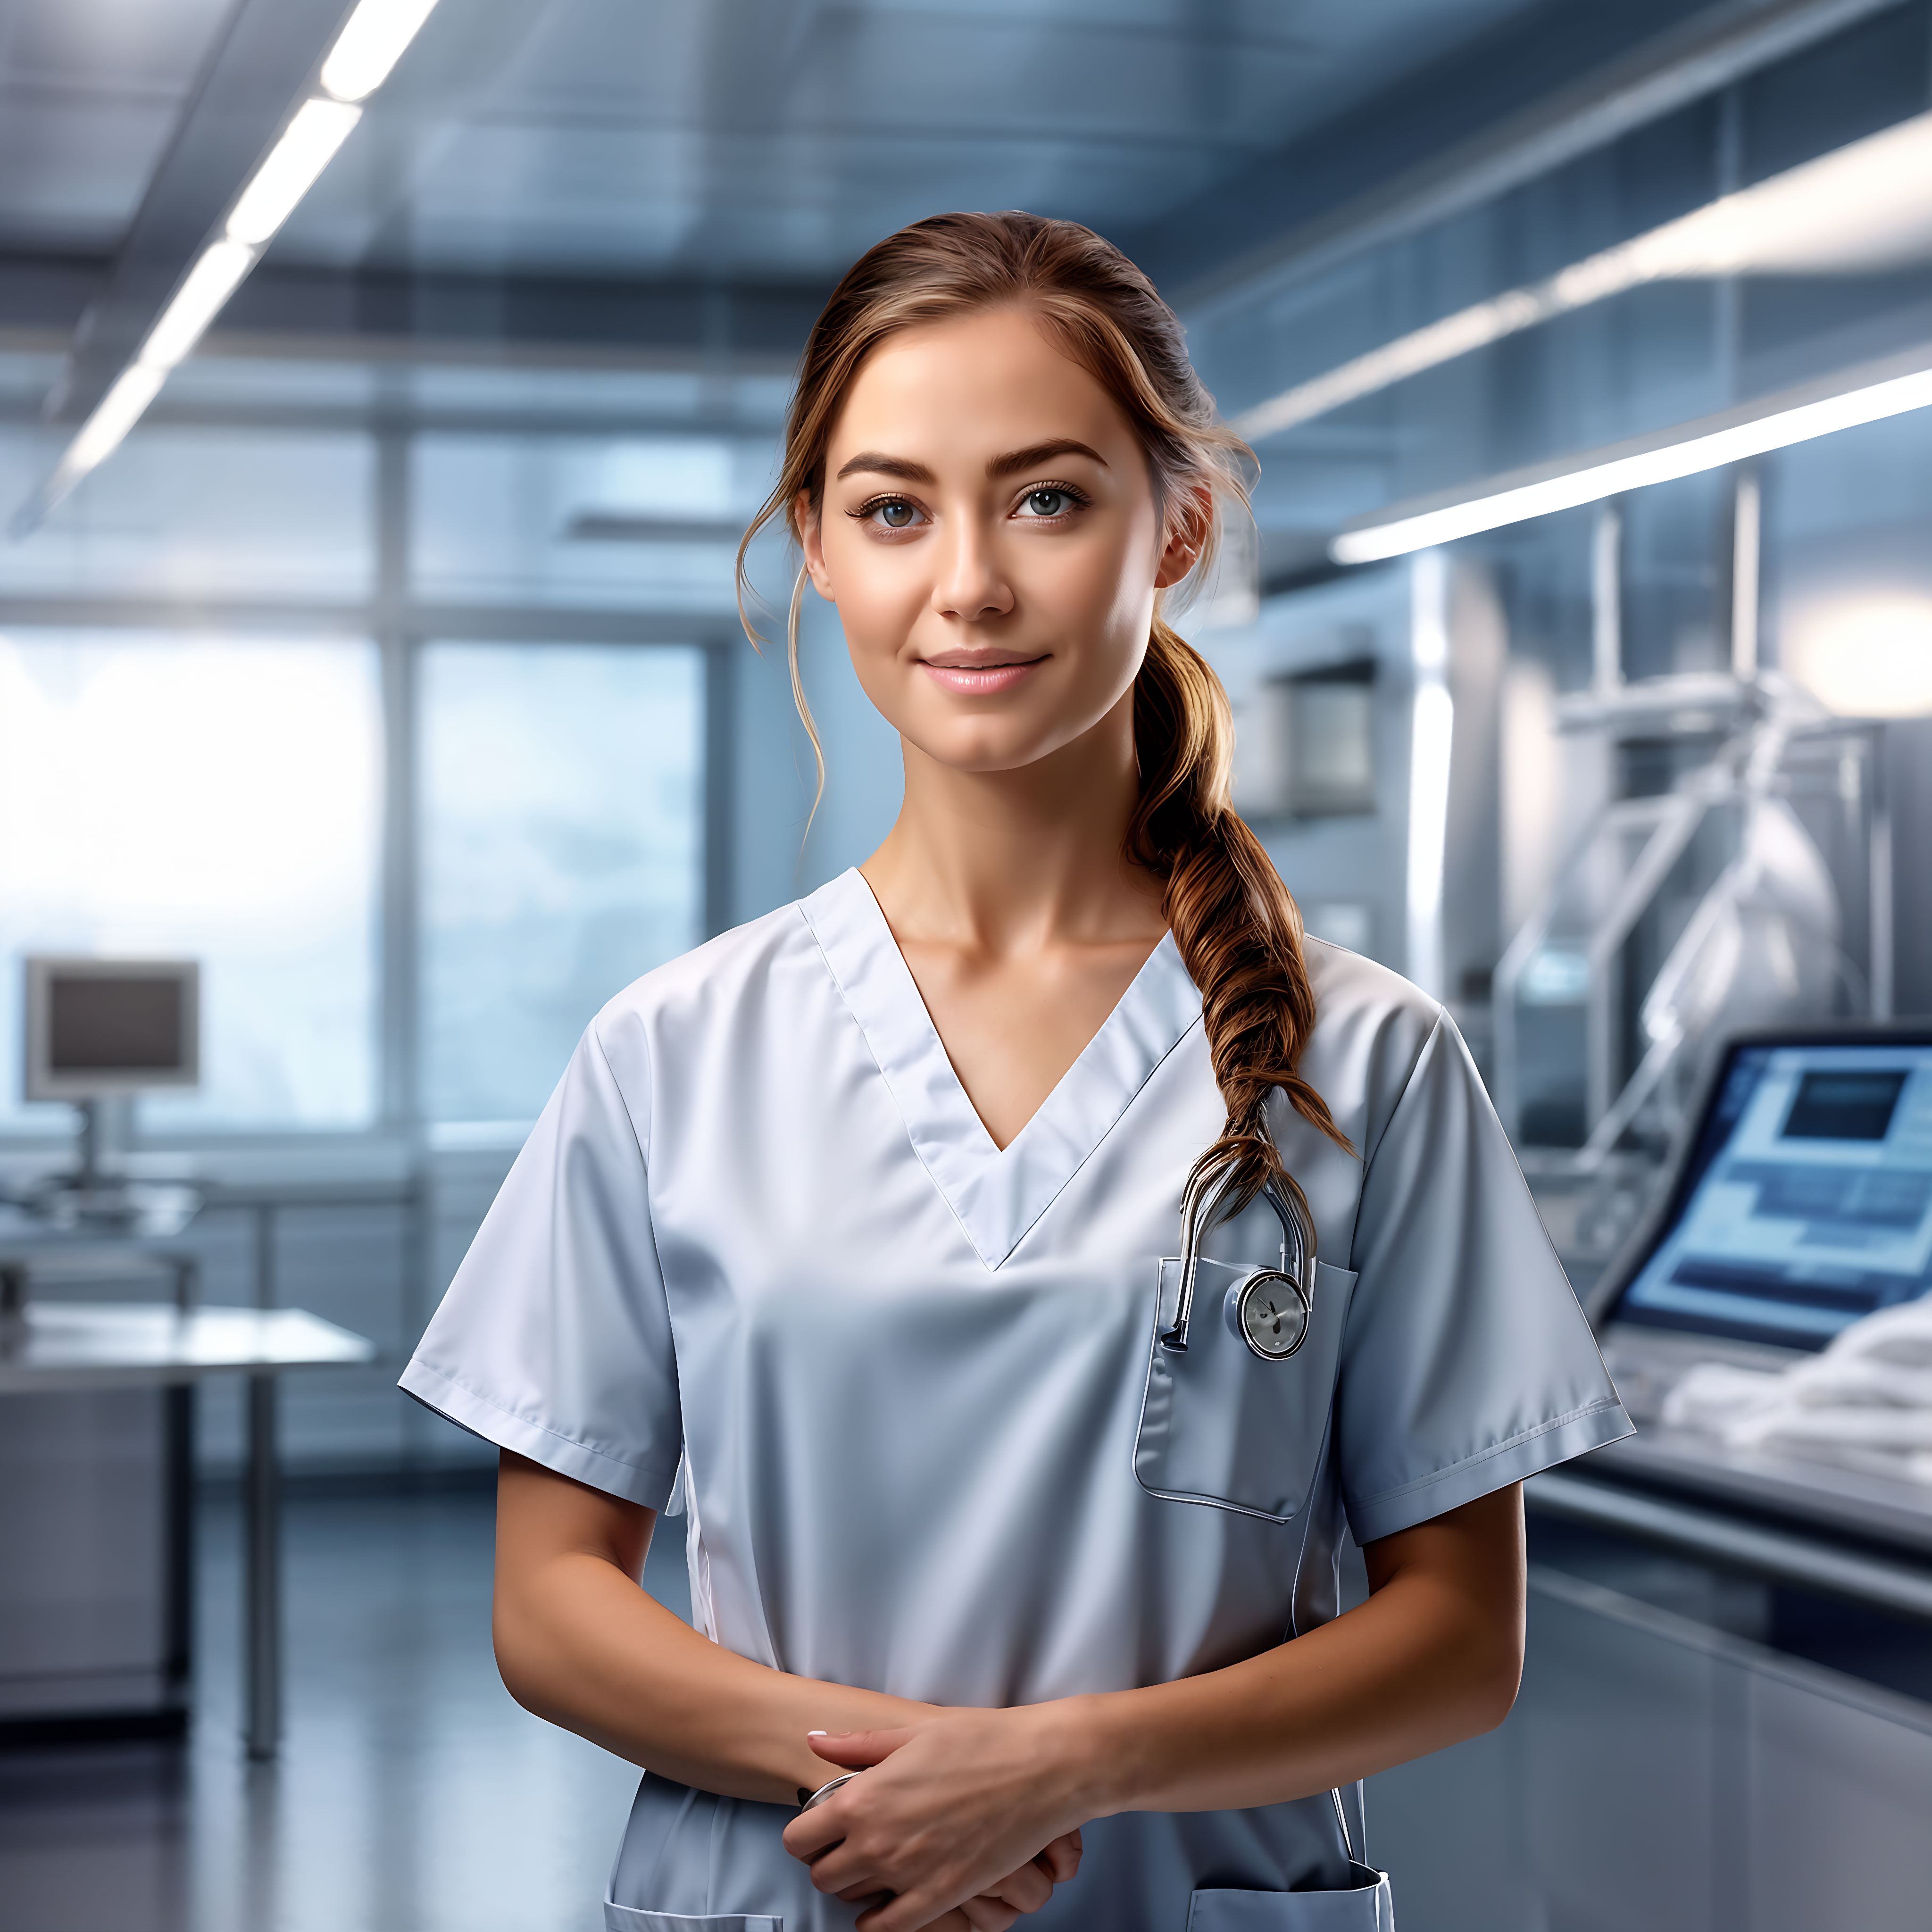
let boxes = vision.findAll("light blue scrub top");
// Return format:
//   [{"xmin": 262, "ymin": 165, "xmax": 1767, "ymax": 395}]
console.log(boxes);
[{"xmin": 401, "ymin": 868, "xmax": 1630, "ymax": 1932}]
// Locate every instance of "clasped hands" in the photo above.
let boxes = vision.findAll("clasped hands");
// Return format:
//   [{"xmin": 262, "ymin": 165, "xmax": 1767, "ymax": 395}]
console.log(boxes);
[{"xmin": 780, "ymin": 1706, "xmax": 1091, "ymax": 1932}]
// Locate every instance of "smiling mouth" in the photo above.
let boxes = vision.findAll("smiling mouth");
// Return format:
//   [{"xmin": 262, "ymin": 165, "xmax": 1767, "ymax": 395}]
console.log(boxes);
[{"xmin": 919, "ymin": 655, "xmax": 1047, "ymax": 695}]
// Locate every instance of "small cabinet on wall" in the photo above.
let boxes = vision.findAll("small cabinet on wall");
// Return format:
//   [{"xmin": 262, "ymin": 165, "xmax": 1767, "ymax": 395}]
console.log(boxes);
[{"xmin": 1232, "ymin": 657, "xmax": 1379, "ymax": 824}]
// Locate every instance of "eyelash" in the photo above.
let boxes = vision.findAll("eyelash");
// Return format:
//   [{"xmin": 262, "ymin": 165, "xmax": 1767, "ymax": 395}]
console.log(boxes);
[
  {"xmin": 848, "ymin": 494, "xmax": 923, "ymax": 530},
  {"xmin": 1014, "ymin": 480, "xmax": 1091, "ymax": 520},
  {"xmin": 846, "ymin": 481, "xmax": 1094, "ymax": 532}
]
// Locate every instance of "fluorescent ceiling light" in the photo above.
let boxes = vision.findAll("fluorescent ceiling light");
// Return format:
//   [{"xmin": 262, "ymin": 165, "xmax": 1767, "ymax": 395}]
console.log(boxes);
[
  {"xmin": 320, "ymin": 0, "xmax": 443, "ymax": 103},
  {"xmin": 226, "ymin": 99, "xmax": 363, "ymax": 246},
  {"xmin": 10, "ymin": 2, "xmax": 419, "ymax": 536},
  {"xmin": 1330, "ymin": 344, "xmax": 1932, "ymax": 563},
  {"xmin": 136, "ymin": 239, "xmax": 257, "ymax": 370},
  {"xmin": 1235, "ymin": 110, "xmax": 1932, "ymax": 443},
  {"xmin": 52, "ymin": 366, "xmax": 167, "ymax": 489}
]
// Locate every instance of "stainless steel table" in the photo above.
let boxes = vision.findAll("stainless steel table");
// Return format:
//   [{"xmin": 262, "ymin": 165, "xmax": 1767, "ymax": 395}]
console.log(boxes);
[{"xmin": 0, "ymin": 1299, "xmax": 374, "ymax": 1757}]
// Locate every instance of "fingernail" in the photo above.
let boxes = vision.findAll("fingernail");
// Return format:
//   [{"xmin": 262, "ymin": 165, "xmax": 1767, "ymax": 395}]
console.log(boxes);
[{"xmin": 807, "ymin": 1729, "xmax": 828, "ymax": 1737}]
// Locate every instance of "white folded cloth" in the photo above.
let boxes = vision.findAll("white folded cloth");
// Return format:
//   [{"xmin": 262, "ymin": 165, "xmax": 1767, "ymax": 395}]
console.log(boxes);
[{"xmin": 1660, "ymin": 1297, "xmax": 1932, "ymax": 1487}]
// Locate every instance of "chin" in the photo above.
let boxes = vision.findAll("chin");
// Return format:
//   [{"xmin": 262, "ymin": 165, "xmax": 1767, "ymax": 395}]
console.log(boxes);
[{"xmin": 909, "ymin": 717, "xmax": 1063, "ymax": 774}]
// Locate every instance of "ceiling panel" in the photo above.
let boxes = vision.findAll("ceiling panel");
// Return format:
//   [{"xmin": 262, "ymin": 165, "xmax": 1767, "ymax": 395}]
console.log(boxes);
[
  {"xmin": 0, "ymin": 0, "xmax": 1560, "ymax": 288},
  {"xmin": 289, "ymin": 120, "xmax": 1266, "ymax": 275},
  {"xmin": 0, "ymin": 0, "xmax": 236, "ymax": 250},
  {"xmin": 270, "ymin": 0, "xmax": 1555, "ymax": 280}
]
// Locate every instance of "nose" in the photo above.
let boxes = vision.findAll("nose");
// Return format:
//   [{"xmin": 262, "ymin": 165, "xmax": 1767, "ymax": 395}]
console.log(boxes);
[{"xmin": 931, "ymin": 516, "xmax": 1014, "ymax": 624}]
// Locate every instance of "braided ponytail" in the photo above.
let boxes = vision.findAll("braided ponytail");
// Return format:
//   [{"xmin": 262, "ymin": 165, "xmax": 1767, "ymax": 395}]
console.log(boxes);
[
  {"xmin": 1131, "ymin": 618, "xmax": 1349, "ymax": 1233},
  {"xmin": 739, "ymin": 211, "xmax": 1352, "ymax": 1243}
]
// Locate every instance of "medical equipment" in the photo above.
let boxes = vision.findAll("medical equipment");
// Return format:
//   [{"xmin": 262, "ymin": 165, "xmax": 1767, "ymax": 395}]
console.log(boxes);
[
  {"xmin": 16, "ymin": 957, "xmax": 205, "ymax": 1231},
  {"xmin": 1158, "ymin": 1169, "xmax": 1311, "ymax": 1363},
  {"xmin": 1592, "ymin": 1027, "xmax": 1932, "ymax": 1360}
]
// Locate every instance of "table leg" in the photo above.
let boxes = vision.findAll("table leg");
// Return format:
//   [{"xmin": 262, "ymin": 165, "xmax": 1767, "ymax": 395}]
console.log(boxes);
[
  {"xmin": 165, "ymin": 1384, "xmax": 196, "ymax": 1694},
  {"xmin": 244, "ymin": 1373, "xmax": 281, "ymax": 1759}
]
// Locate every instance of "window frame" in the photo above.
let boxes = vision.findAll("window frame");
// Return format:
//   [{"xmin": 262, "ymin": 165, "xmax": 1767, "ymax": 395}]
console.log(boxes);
[{"xmin": 0, "ymin": 403, "xmax": 744, "ymax": 1151}]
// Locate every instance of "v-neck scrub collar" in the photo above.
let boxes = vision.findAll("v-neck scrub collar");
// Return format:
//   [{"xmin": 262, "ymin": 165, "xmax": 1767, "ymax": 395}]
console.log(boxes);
[{"xmin": 799, "ymin": 867, "xmax": 1204, "ymax": 1270}]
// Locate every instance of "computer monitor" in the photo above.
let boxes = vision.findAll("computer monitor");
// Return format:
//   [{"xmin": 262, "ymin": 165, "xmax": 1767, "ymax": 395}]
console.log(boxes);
[
  {"xmin": 1592, "ymin": 1027, "xmax": 1932, "ymax": 1355},
  {"xmin": 22, "ymin": 957, "xmax": 200, "ymax": 1102}
]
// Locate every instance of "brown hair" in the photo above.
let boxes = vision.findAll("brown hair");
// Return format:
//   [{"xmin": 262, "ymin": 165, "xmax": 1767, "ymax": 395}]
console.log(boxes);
[{"xmin": 737, "ymin": 210, "xmax": 1349, "ymax": 1237}]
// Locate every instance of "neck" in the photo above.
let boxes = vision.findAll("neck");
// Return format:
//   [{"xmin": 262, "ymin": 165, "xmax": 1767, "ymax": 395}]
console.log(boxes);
[{"xmin": 861, "ymin": 689, "xmax": 1165, "ymax": 951}]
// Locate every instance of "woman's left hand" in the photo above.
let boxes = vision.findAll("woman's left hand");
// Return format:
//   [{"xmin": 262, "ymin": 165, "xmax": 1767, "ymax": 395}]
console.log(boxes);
[{"xmin": 779, "ymin": 1709, "xmax": 1091, "ymax": 1932}]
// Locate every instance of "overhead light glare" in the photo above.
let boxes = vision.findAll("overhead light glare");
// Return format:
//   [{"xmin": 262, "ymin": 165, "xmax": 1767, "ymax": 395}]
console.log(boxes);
[
  {"xmin": 1788, "ymin": 596, "xmax": 1932, "ymax": 717},
  {"xmin": 11, "ymin": 0, "xmax": 431, "ymax": 541},
  {"xmin": 226, "ymin": 99, "xmax": 363, "ymax": 246},
  {"xmin": 54, "ymin": 366, "xmax": 167, "ymax": 488},
  {"xmin": 1331, "ymin": 351, "xmax": 1932, "ymax": 564},
  {"xmin": 1234, "ymin": 111, "xmax": 1932, "ymax": 445},
  {"xmin": 320, "ymin": 0, "xmax": 443, "ymax": 103},
  {"xmin": 136, "ymin": 239, "xmax": 257, "ymax": 371}
]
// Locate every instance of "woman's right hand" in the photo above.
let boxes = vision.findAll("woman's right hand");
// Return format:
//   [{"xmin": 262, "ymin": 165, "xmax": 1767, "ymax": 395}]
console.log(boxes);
[{"xmin": 926, "ymin": 1830, "xmax": 1084, "ymax": 1931}]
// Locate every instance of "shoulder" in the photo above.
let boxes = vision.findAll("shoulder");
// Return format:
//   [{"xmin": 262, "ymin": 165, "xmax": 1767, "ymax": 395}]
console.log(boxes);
[
  {"xmin": 1296, "ymin": 938, "xmax": 1452, "ymax": 1160},
  {"xmin": 586, "ymin": 899, "xmax": 818, "ymax": 1077}
]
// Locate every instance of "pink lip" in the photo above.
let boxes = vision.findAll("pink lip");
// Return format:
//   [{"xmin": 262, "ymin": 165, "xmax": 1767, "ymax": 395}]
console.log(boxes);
[{"xmin": 919, "ymin": 658, "xmax": 1044, "ymax": 695}]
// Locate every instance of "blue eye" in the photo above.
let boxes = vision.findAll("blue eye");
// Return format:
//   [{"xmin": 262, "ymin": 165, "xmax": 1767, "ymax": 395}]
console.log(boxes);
[{"xmin": 1023, "ymin": 489, "xmax": 1071, "ymax": 517}]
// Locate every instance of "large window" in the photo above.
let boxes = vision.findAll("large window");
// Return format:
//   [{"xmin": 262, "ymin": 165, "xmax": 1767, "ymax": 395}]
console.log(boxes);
[
  {"xmin": 418, "ymin": 642, "xmax": 704, "ymax": 1124},
  {"xmin": 0, "ymin": 359, "xmax": 740, "ymax": 1145},
  {"xmin": 0, "ymin": 632, "xmax": 383, "ymax": 1131}
]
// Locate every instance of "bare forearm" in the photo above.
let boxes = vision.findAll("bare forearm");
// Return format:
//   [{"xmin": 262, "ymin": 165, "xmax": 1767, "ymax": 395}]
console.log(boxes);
[
  {"xmin": 1043, "ymin": 1487, "xmax": 1526, "ymax": 1819},
  {"xmin": 492, "ymin": 1455, "xmax": 934, "ymax": 1806},
  {"xmin": 494, "ymin": 1551, "xmax": 933, "ymax": 1804},
  {"xmin": 1072, "ymin": 1566, "xmax": 1516, "ymax": 1817}
]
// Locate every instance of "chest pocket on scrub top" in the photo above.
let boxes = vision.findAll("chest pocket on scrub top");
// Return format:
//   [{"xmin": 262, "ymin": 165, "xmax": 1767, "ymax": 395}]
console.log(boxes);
[{"xmin": 1133, "ymin": 1170, "xmax": 1356, "ymax": 1523}]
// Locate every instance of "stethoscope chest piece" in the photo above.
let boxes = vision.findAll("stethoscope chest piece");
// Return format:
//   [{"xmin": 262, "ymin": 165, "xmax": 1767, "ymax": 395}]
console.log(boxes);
[
  {"xmin": 1225, "ymin": 1267, "xmax": 1311, "ymax": 1360},
  {"xmin": 1158, "ymin": 1171, "xmax": 1314, "ymax": 1365}
]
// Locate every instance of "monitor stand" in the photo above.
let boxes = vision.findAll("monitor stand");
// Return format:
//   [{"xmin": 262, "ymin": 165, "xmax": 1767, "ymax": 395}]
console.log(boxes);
[{"xmin": 25, "ymin": 1102, "xmax": 202, "ymax": 1237}]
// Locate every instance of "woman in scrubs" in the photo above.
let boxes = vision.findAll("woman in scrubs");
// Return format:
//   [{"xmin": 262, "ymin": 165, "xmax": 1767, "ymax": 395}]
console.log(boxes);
[{"xmin": 401, "ymin": 212, "xmax": 1630, "ymax": 1932}]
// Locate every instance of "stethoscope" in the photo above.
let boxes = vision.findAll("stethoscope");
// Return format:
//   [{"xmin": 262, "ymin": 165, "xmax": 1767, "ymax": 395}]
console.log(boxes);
[{"xmin": 1158, "ymin": 1165, "xmax": 1313, "ymax": 1363}]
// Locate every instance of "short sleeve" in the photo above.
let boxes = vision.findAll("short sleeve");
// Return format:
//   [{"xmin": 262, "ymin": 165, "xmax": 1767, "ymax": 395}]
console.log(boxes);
[
  {"xmin": 1334, "ymin": 1012, "xmax": 1630, "ymax": 1545},
  {"xmin": 398, "ymin": 1013, "xmax": 683, "ymax": 1509}
]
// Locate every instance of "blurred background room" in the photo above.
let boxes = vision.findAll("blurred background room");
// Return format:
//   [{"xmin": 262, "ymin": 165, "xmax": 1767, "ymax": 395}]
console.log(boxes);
[{"xmin": 2, "ymin": 0, "xmax": 1932, "ymax": 1927}]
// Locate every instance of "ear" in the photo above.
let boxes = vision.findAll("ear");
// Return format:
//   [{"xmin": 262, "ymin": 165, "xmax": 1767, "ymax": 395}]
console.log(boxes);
[
  {"xmin": 1153, "ymin": 482, "xmax": 1215, "ymax": 591},
  {"xmin": 797, "ymin": 490, "xmax": 836, "ymax": 602}
]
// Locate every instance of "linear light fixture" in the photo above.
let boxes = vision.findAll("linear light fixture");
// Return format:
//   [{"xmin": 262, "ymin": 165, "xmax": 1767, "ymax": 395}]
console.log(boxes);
[
  {"xmin": 225, "ymin": 99, "xmax": 363, "ymax": 246},
  {"xmin": 53, "ymin": 367, "xmax": 167, "ymax": 487},
  {"xmin": 320, "ymin": 0, "xmax": 442, "ymax": 101},
  {"xmin": 1233, "ymin": 110, "xmax": 1932, "ymax": 445},
  {"xmin": 12, "ymin": 0, "xmax": 441, "ymax": 538},
  {"xmin": 1329, "ymin": 342, "xmax": 1932, "ymax": 564},
  {"xmin": 135, "ymin": 239, "xmax": 258, "ymax": 370}
]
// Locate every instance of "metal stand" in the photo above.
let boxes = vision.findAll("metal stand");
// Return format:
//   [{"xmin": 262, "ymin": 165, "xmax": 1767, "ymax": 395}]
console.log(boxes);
[
  {"xmin": 1494, "ymin": 470, "xmax": 1890, "ymax": 1171},
  {"xmin": 22, "ymin": 1101, "xmax": 201, "ymax": 1235},
  {"xmin": 76, "ymin": 1099, "xmax": 105, "ymax": 1191},
  {"xmin": 245, "ymin": 1374, "xmax": 281, "ymax": 1760}
]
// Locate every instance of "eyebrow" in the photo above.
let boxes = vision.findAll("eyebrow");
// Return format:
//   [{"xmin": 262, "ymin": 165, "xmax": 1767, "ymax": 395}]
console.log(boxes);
[
  {"xmin": 985, "ymin": 439, "xmax": 1107, "ymax": 479},
  {"xmin": 832, "ymin": 439, "xmax": 1109, "ymax": 485},
  {"xmin": 834, "ymin": 452, "xmax": 936, "ymax": 483}
]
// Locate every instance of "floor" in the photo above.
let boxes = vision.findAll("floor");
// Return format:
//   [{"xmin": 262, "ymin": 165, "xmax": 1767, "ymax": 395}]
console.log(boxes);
[{"xmin": 0, "ymin": 1485, "xmax": 691, "ymax": 1932}]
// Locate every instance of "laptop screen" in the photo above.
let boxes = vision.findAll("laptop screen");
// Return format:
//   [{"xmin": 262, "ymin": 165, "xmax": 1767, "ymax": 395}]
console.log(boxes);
[{"xmin": 1604, "ymin": 1037, "xmax": 1932, "ymax": 1351}]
